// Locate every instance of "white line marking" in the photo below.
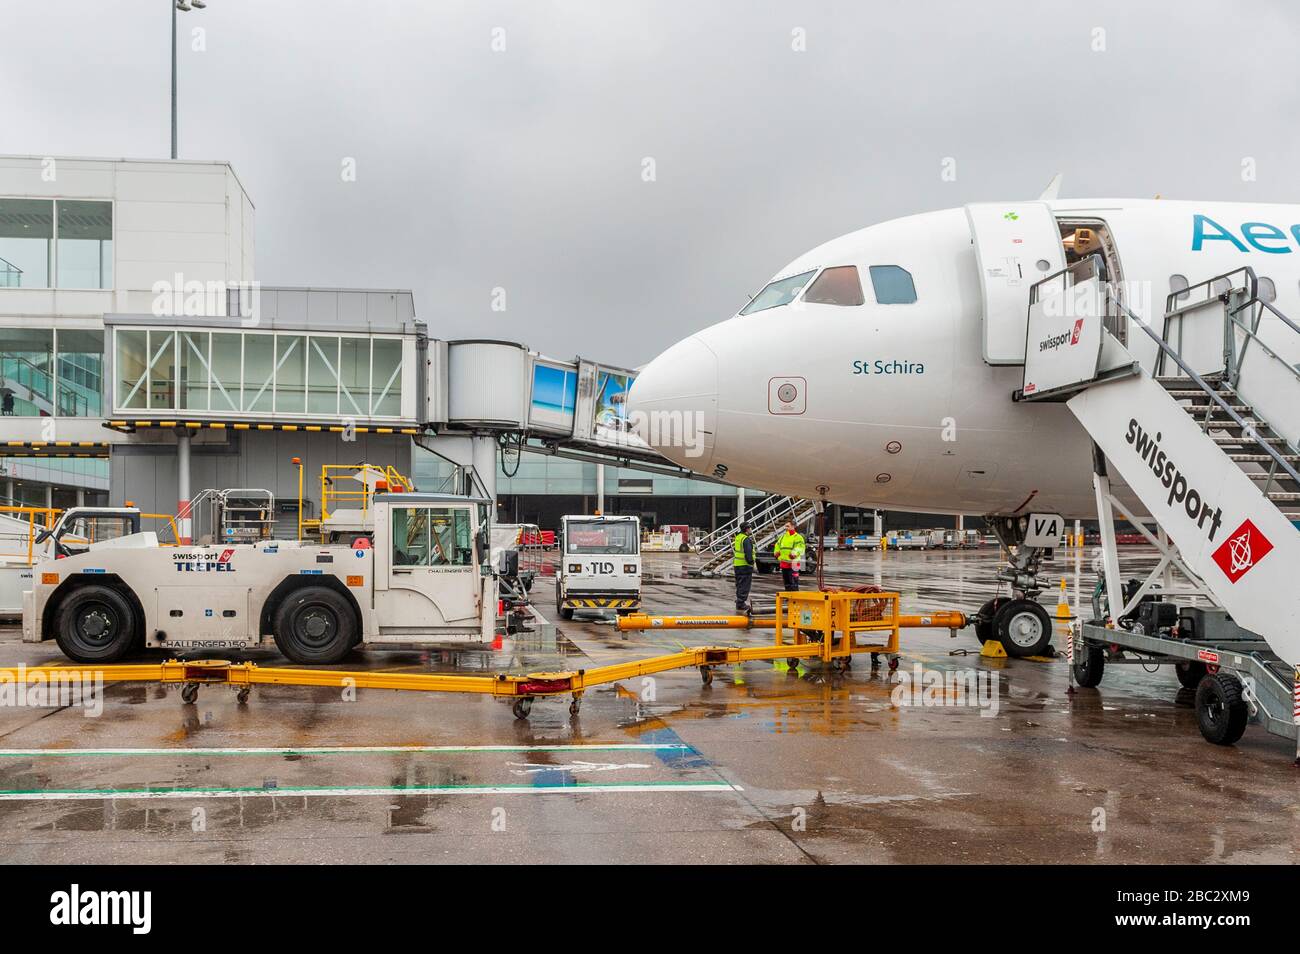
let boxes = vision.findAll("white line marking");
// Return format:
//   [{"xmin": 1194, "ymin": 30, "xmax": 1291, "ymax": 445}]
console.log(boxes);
[{"xmin": 0, "ymin": 783, "xmax": 740, "ymax": 801}]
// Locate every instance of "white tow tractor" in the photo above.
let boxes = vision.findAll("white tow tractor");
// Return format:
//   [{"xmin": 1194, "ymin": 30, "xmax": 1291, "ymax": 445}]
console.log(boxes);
[
  {"xmin": 23, "ymin": 493, "xmax": 497, "ymax": 664},
  {"xmin": 555, "ymin": 514, "xmax": 641, "ymax": 620}
]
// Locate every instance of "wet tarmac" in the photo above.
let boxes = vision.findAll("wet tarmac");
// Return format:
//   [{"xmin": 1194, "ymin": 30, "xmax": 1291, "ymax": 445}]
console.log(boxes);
[{"xmin": 0, "ymin": 546, "xmax": 1295, "ymax": 864}]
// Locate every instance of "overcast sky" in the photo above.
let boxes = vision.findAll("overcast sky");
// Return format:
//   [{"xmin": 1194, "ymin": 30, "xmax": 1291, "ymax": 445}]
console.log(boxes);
[{"xmin": 3, "ymin": 0, "xmax": 1297, "ymax": 365}]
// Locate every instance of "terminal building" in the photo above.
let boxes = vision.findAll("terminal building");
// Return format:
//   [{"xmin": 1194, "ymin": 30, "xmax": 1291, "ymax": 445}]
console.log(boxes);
[{"xmin": 0, "ymin": 155, "xmax": 774, "ymax": 539}]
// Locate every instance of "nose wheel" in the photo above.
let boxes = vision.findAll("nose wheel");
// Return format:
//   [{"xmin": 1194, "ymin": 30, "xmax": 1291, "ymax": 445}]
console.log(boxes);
[{"xmin": 992, "ymin": 599, "xmax": 1052, "ymax": 657}]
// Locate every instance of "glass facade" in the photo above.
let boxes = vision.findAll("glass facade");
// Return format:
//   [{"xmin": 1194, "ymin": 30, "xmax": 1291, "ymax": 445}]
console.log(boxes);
[
  {"xmin": 112, "ymin": 327, "xmax": 410, "ymax": 420},
  {"xmin": 0, "ymin": 327, "xmax": 103, "ymax": 417},
  {"xmin": 0, "ymin": 198, "xmax": 111, "ymax": 290}
]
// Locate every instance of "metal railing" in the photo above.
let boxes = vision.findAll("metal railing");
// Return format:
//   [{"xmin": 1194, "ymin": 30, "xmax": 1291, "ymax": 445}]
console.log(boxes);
[
  {"xmin": 1160, "ymin": 266, "xmax": 1300, "ymax": 389},
  {"xmin": 1112, "ymin": 287, "xmax": 1300, "ymax": 497},
  {"xmin": 1029, "ymin": 254, "xmax": 1128, "ymax": 344},
  {"xmin": 694, "ymin": 494, "xmax": 818, "ymax": 575}
]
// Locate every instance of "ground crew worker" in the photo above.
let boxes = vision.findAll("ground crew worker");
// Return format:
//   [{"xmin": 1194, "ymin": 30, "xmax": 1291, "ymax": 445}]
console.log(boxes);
[
  {"xmin": 774, "ymin": 520, "xmax": 806, "ymax": 591},
  {"xmin": 732, "ymin": 521, "xmax": 755, "ymax": 612}
]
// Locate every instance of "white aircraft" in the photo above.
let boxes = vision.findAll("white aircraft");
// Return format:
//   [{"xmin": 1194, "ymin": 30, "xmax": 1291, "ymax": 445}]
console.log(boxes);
[{"xmin": 629, "ymin": 195, "xmax": 1300, "ymax": 656}]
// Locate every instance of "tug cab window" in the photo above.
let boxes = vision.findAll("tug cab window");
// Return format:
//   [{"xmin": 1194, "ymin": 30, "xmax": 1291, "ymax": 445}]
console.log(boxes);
[
  {"xmin": 740, "ymin": 270, "xmax": 816, "ymax": 315},
  {"xmin": 868, "ymin": 265, "xmax": 917, "ymax": 304},
  {"xmin": 803, "ymin": 266, "xmax": 865, "ymax": 306},
  {"xmin": 392, "ymin": 507, "xmax": 473, "ymax": 566}
]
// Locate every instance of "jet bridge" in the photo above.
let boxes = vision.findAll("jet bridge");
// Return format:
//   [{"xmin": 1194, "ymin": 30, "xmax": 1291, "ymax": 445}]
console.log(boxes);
[
  {"xmin": 96, "ymin": 317, "xmax": 704, "ymax": 528},
  {"xmin": 1018, "ymin": 258, "xmax": 1300, "ymax": 752}
]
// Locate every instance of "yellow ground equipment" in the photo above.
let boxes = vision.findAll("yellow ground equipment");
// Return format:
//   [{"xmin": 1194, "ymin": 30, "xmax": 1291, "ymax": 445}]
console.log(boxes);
[
  {"xmin": 0, "ymin": 591, "xmax": 966, "ymax": 719},
  {"xmin": 300, "ymin": 462, "xmax": 414, "ymax": 540},
  {"xmin": 618, "ymin": 590, "xmax": 968, "ymax": 673}
]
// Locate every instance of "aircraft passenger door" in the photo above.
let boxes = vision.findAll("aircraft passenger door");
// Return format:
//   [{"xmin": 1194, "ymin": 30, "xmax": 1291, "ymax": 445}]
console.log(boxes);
[{"xmin": 965, "ymin": 202, "xmax": 1067, "ymax": 365}]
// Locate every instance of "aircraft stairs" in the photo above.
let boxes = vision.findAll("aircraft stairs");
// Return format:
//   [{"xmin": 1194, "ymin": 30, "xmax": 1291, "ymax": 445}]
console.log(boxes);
[
  {"xmin": 692, "ymin": 495, "xmax": 819, "ymax": 577},
  {"xmin": 1019, "ymin": 257, "xmax": 1300, "ymax": 683}
]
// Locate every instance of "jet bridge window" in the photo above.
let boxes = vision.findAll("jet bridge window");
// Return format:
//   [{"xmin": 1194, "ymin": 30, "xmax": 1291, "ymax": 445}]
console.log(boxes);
[
  {"xmin": 868, "ymin": 265, "xmax": 916, "ymax": 305},
  {"xmin": 802, "ymin": 266, "xmax": 865, "ymax": 306},
  {"xmin": 740, "ymin": 270, "xmax": 816, "ymax": 315}
]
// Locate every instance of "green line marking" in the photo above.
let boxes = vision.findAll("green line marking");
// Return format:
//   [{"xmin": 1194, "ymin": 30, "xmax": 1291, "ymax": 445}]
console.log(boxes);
[{"xmin": 0, "ymin": 780, "xmax": 738, "ymax": 800}]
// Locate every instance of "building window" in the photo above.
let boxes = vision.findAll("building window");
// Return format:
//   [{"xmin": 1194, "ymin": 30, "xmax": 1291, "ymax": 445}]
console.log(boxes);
[
  {"xmin": 56, "ymin": 200, "xmax": 113, "ymax": 289},
  {"xmin": 54, "ymin": 329, "xmax": 104, "ymax": 417},
  {"xmin": 868, "ymin": 265, "xmax": 917, "ymax": 304},
  {"xmin": 0, "ymin": 199, "xmax": 53, "ymax": 288},
  {"xmin": 803, "ymin": 266, "xmax": 865, "ymax": 306},
  {"xmin": 0, "ymin": 328, "xmax": 53, "ymax": 416},
  {"xmin": 0, "ymin": 198, "xmax": 111, "ymax": 290}
]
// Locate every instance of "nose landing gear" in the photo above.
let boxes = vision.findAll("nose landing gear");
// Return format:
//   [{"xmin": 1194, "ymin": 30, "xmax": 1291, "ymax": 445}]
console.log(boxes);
[{"xmin": 970, "ymin": 515, "xmax": 1059, "ymax": 658}]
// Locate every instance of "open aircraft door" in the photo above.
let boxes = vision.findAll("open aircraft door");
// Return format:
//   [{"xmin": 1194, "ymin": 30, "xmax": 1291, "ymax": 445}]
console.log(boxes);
[{"xmin": 965, "ymin": 202, "xmax": 1066, "ymax": 365}]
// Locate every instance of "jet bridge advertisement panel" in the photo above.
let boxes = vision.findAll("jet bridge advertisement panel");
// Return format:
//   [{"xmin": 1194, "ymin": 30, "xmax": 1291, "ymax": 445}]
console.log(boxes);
[
  {"xmin": 571, "ymin": 361, "xmax": 651, "ymax": 454},
  {"xmin": 527, "ymin": 359, "xmax": 579, "ymax": 435}
]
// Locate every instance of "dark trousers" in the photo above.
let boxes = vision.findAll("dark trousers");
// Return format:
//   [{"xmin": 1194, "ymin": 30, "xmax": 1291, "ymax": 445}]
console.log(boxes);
[
  {"xmin": 734, "ymin": 566, "xmax": 753, "ymax": 610},
  {"xmin": 781, "ymin": 565, "xmax": 800, "ymax": 591}
]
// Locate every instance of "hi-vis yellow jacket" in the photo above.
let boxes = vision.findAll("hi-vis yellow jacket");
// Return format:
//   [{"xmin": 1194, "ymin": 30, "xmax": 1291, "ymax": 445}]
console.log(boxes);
[{"xmin": 774, "ymin": 530, "xmax": 806, "ymax": 566}]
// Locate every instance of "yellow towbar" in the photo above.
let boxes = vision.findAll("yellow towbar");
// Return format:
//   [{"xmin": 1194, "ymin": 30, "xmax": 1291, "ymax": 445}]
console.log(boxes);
[{"xmin": 0, "ymin": 592, "xmax": 962, "ymax": 720}]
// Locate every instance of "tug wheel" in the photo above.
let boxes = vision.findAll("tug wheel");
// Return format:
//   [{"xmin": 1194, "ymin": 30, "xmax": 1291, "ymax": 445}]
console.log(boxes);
[
  {"xmin": 55, "ymin": 584, "xmax": 138, "ymax": 663},
  {"xmin": 273, "ymin": 586, "xmax": 356, "ymax": 664},
  {"xmin": 181, "ymin": 684, "xmax": 199, "ymax": 705},
  {"xmin": 786, "ymin": 657, "xmax": 801, "ymax": 672},
  {"xmin": 513, "ymin": 698, "xmax": 533, "ymax": 720},
  {"xmin": 700, "ymin": 666, "xmax": 714, "ymax": 686}
]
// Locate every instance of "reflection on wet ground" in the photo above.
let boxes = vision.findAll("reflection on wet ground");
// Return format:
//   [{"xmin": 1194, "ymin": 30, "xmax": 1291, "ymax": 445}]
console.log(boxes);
[{"xmin": 0, "ymin": 546, "xmax": 1294, "ymax": 864}]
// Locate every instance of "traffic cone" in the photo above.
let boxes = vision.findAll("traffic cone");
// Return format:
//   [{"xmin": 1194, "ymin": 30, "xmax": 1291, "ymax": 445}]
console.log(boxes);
[{"xmin": 1055, "ymin": 579, "xmax": 1071, "ymax": 620}]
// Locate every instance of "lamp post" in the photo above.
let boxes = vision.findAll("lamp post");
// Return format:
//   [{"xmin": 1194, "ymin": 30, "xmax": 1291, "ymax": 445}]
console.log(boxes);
[{"xmin": 171, "ymin": 0, "xmax": 207, "ymax": 160}]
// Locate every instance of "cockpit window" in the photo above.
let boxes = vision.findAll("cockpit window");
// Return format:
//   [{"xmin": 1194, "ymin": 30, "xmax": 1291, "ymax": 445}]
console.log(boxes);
[
  {"xmin": 802, "ymin": 266, "xmax": 864, "ymax": 306},
  {"xmin": 868, "ymin": 265, "xmax": 917, "ymax": 304},
  {"xmin": 740, "ymin": 270, "xmax": 816, "ymax": 315}
]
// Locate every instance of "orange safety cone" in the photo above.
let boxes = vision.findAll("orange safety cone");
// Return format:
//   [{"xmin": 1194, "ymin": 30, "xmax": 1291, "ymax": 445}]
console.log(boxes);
[{"xmin": 1055, "ymin": 579, "xmax": 1071, "ymax": 620}]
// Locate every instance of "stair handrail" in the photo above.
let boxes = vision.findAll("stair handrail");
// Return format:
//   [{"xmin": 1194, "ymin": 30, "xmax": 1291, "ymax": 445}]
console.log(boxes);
[
  {"xmin": 695, "ymin": 496, "xmax": 818, "ymax": 572},
  {"xmin": 1114, "ymin": 290, "xmax": 1300, "ymax": 489},
  {"xmin": 697, "ymin": 493, "xmax": 794, "ymax": 552}
]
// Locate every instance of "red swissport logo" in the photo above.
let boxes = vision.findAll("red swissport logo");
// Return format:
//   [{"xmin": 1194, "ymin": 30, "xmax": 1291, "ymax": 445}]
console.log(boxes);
[
  {"xmin": 1070, "ymin": 318, "xmax": 1084, "ymax": 345},
  {"xmin": 1210, "ymin": 518, "xmax": 1273, "ymax": 583},
  {"xmin": 218, "ymin": 549, "xmax": 235, "ymax": 563}
]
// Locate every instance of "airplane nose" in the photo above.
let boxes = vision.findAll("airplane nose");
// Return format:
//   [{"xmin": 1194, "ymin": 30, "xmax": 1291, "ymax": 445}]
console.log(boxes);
[{"xmin": 629, "ymin": 334, "xmax": 717, "ymax": 470}]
